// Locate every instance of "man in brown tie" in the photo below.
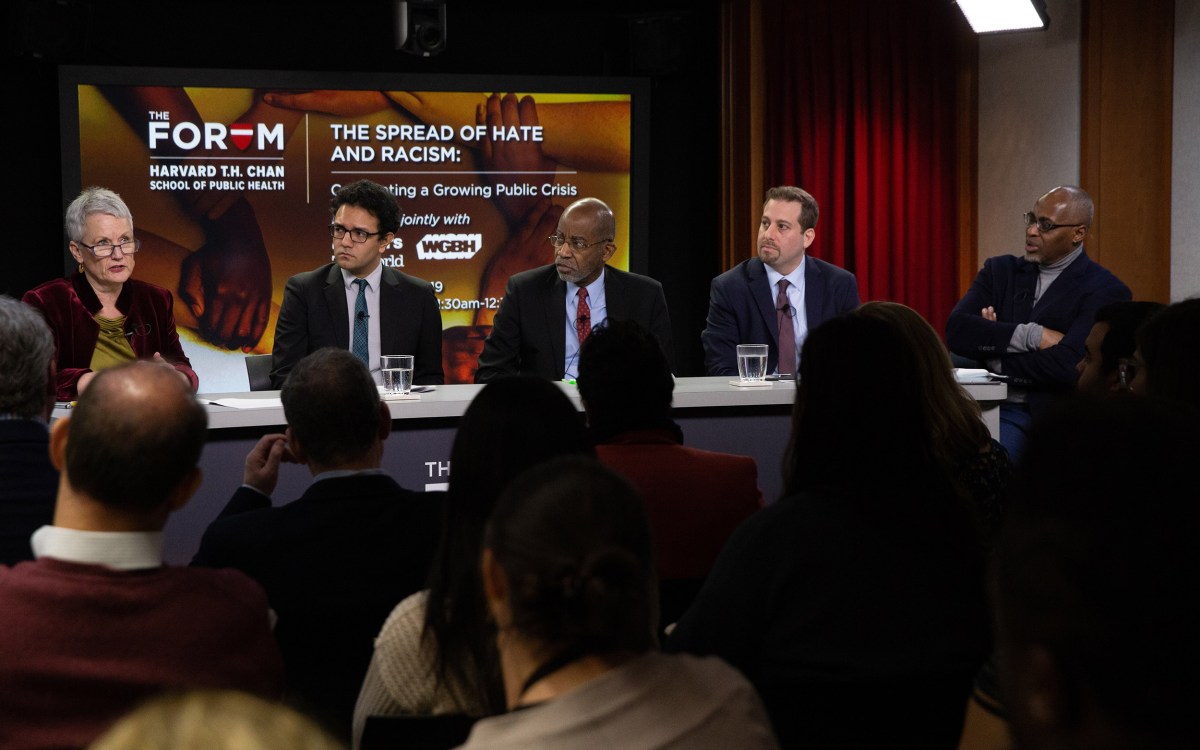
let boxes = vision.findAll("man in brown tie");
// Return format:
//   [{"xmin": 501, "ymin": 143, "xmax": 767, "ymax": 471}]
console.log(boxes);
[
  {"xmin": 476, "ymin": 197, "xmax": 672, "ymax": 382},
  {"xmin": 702, "ymin": 186, "xmax": 860, "ymax": 378}
]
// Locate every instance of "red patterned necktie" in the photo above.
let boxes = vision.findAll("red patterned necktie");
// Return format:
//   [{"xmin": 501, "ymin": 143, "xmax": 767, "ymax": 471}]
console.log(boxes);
[{"xmin": 576, "ymin": 287, "xmax": 591, "ymax": 343}]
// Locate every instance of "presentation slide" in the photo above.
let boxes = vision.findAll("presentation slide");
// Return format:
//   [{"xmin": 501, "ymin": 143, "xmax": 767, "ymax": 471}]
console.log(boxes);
[{"xmin": 59, "ymin": 67, "xmax": 648, "ymax": 388}]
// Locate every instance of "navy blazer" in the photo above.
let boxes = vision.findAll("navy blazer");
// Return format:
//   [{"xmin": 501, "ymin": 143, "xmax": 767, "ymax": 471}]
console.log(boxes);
[
  {"xmin": 701, "ymin": 257, "xmax": 860, "ymax": 376},
  {"xmin": 192, "ymin": 473, "xmax": 443, "ymax": 739},
  {"xmin": 0, "ymin": 420, "xmax": 58, "ymax": 566},
  {"xmin": 475, "ymin": 264, "xmax": 673, "ymax": 382},
  {"xmin": 946, "ymin": 249, "xmax": 1131, "ymax": 391},
  {"xmin": 270, "ymin": 263, "xmax": 444, "ymax": 388}
]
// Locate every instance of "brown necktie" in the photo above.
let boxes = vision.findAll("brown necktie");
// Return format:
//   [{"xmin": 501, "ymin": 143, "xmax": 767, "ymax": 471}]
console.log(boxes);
[
  {"xmin": 776, "ymin": 280, "xmax": 795, "ymax": 375},
  {"xmin": 576, "ymin": 287, "xmax": 591, "ymax": 344}
]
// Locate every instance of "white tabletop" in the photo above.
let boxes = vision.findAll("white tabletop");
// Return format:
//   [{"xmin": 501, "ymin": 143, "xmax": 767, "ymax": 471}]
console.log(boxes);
[{"xmin": 185, "ymin": 375, "xmax": 1006, "ymax": 431}]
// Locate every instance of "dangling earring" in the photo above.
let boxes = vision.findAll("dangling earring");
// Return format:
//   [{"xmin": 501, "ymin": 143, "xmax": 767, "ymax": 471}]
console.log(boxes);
[{"xmin": 77, "ymin": 263, "xmax": 84, "ymax": 273}]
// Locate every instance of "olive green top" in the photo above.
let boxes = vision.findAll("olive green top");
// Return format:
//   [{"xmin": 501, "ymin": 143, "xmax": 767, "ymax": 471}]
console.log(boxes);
[{"xmin": 88, "ymin": 315, "xmax": 136, "ymax": 372}]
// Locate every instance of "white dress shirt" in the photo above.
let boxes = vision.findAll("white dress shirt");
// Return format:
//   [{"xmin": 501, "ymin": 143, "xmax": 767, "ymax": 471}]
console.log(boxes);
[{"xmin": 31, "ymin": 525, "xmax": 163, "ymax": 571}]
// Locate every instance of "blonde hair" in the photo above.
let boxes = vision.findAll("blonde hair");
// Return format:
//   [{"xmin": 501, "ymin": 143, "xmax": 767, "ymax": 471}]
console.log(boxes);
[
  {"xmin": 852, "ymin": 301, "xmax": 990, "ymax": 471},
  {"xmin": 88, "ymin": 690, "xmax": 344, "ymax": 750}
]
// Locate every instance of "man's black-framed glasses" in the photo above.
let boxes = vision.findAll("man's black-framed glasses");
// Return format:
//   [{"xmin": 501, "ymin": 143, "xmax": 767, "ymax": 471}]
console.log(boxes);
[
  {"xmin": 1023, "ymin": 212, "xmax": 1083, "ymax": 234},
  {"xmin": 548, "ymin": 233, "xmax": 611, "ymax": 251},
  {"xmin": 330, "ymin": 224, "xmax": 384, "ymax": 243},
  {"xmin": 76, "ymin": 238, "xmax": 141, "ymax": 257}
]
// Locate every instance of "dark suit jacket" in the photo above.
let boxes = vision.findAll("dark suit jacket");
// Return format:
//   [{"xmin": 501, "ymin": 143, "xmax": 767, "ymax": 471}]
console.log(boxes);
[
  {"xmin": 22, "ymin": 273, "xmax": 198, "ymax": 399},
  {"xmin": 946, "ymin": 250, "xmax": 1131, "ymax": 398},
  {"xmin": 474, "ymin": 264, "xmax": 672, "ymax": 382},
  {"xmin": 0, "ymin": 420, "xmax": 58, "ymax": 566},
  {"xmin": 701, "ymin": 257, "xmax": 860, "ymax": 376},
  {"xmin": 191, "ymin": 473, "xmax": 443, "ymax": 739},
  {"xmin": 270, "ymin": 263, "xmax": 444, "ymax": 388}
]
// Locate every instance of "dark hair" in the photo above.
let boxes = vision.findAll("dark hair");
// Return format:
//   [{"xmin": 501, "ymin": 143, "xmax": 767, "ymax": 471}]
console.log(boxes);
[
  {"xmin": 65, "ymin": 361, "xmax": 206, "ymax": 511},
  {"xmin": 764, "ymin": 185, "xmax": 819, "ymax": 230},
  {"xmin": 576, "ymin": 319, "xmax": 678, "ymax": 443},
  {"xmin": 1093, "ymin": 301, "xmax": 1166, "ymax": 375},
  {"xmin": 485, "ymin": 456, "xmax": 656, "ymax": 654},
  {"xmin": 852, "ymin": 301, "xmax": 991, "ymax": 469},
  {"xmin": 785, "ymin": 314, "xmax": 944, "ymax": 498},
  {"xmin": 0, "ymin": 296, "xmax": 55, "ymax": 418},
  {"xmin": 993, "ymin": 398, "xmax": 1200, "ymax": 740},
  {"xmin": 425, "ymin": 377, "xmax": 593, "ymax": 714},
  {"xmin": 330, "ymin": 180, "xmax": 401, "ymax": 235},
  {"xmin": 280, "ymin": 348, "xmax": 381, "ymax": 467},
  {"xmin": 1135, "ymin": 297, "xmax": 1200, "ymax": 409}
]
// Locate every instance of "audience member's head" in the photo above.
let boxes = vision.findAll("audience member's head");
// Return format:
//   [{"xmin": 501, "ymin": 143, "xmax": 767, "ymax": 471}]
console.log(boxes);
[
  {"xmin": 447, "ymin": 376, "xmax": 591, "ymax": 513},
  {"xmin": 1076, "ymin": 301, "xmax": 1166, "ymax": 398},
  {"xmin": 853, "ymin": 301, "xmax": 991, "ymax": 467},
  {"xmin": 0, "ymin": 296, "xmax": 56, "ymax": 420},
  {"xmin": 280, "ymin": 348, "xmax": 387, "ymax": 471},
  {"xmin": 576, "ymin": 319, "xmax": 677, "ymax": 443},
  {"xmin": 786, "ymin": 314, "xmax": 943, "ymax": 498},
  {"xmin": 88, "ymin": 690, "xmax": 344, "ymax": 750},
  {"xmin": 992, "ymin": 398, "xmax": 1200, "ymax": 750},
  {"xmin": 426, "ymin": 376, "xmax": 593, "ymax": 714},
  {"xmin": 51, "ymin": 361, "xmax": 206, "ymax": 522},
  {"xmin": 1129, "ymin": 297, "xmax": 1200, "ymax": 409},
  {"xmin": 482, "ymin": 456, "xmax": 656, "ymax": 706}
]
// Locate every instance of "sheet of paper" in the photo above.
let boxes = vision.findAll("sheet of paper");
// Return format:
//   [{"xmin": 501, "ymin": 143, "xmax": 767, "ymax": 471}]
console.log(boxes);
[
  {"xmin": 197, "ymin": 397, "xmax": 283, "ymax": 409},
  {"xmin": 954, "ymin": 368, "xmax": 1006, "ymax": 383}
]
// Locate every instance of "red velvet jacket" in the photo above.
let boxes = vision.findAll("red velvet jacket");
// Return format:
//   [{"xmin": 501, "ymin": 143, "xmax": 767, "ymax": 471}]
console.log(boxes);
[{"xmin": 22, "ymin": 272, "xmax": 198, "ymax": 400}]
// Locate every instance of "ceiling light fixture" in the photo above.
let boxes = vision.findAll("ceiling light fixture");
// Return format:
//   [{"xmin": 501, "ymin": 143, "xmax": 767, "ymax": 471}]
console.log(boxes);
[{"xmin": 955, "ymin": 0, "xmax": 1049, "ymax": 34}]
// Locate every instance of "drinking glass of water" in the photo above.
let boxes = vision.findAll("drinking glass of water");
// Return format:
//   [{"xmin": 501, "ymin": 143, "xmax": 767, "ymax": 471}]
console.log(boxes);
[
  {"xmin": 381, "ymin": 354, "xmax": 414, "ymax": 395},
  {"xmin": 736, "ymin": 344, "xmax": 768, "ymax": 383}
]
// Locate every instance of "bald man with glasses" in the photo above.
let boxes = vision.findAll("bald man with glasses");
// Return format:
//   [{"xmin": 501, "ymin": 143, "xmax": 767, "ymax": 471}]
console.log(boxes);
[
  {"xmin": 946, "ymin": 185, "xmax": 1131, "ymax": 458},
  {"xmin": 474, "ymin": 196, "xmax": 672, "ymax": 382}
]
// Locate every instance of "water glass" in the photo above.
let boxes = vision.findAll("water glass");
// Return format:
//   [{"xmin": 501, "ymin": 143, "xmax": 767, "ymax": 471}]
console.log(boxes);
[
  {"xmin": 736, "ymin": 344, "xmax": 768, "ymax": 382},
  {"xmin": 381, "ymin": 354, "xmax": 414, "ymax": 395}
]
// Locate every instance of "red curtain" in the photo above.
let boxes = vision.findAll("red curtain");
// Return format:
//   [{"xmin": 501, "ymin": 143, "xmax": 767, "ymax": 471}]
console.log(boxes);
[{"xmin": 762, "ymin": 0, "xmax": 963, "ymax": 331}]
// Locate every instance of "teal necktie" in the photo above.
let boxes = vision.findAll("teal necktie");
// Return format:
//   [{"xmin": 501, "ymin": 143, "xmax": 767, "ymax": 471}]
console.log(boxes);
[{"xmin": 352, "ymin": 279, "xmax": 369, "ymax": 366}]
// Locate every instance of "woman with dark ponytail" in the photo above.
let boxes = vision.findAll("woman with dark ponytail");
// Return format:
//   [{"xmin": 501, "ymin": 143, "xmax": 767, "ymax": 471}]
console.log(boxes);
[
  {"xmin": 353, "ymin": 377, "xmax": 592, "ymax": 747},
  {"xmin": 460, "ymin": 456, "xmax": 777, "ymax": 749}
]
